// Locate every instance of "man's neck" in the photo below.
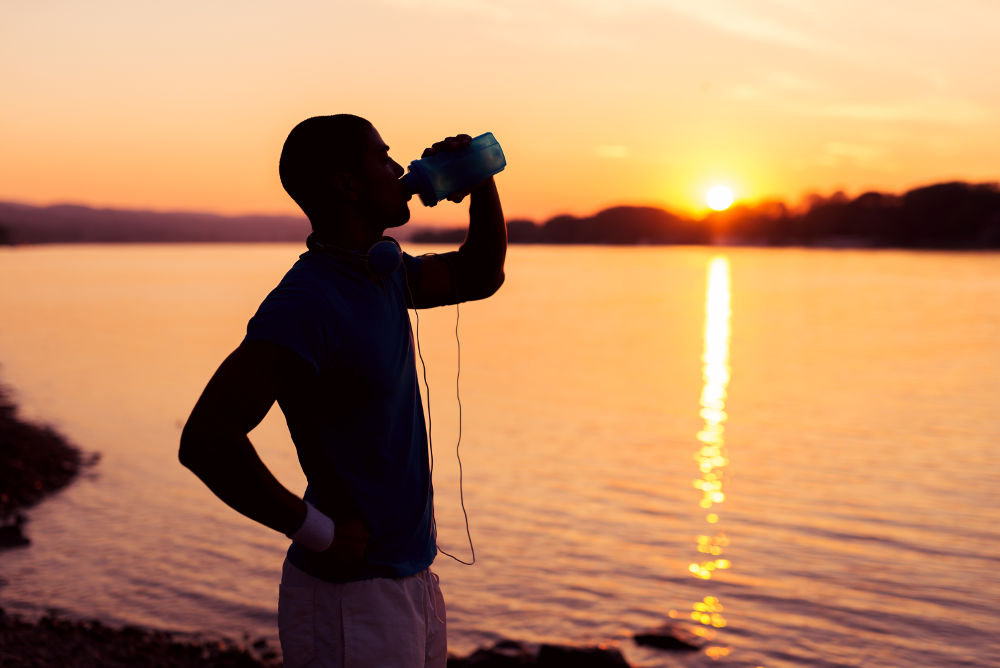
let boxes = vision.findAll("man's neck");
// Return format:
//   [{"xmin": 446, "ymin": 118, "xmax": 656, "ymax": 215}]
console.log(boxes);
[{"xmin": 309, "ymin": 214, "xmax": 383, "ymax": 253}]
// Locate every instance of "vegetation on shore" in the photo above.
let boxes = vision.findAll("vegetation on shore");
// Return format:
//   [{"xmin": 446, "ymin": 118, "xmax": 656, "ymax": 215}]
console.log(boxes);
[{"xmin": 415, "ymin": 180, "xmax": 1000, "ymax": 249}]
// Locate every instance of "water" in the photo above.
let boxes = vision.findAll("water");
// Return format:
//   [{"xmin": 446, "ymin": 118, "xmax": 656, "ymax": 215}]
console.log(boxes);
[{"xmin": 0, "ymin": 244, "xmax": 997, "ymax": 667}]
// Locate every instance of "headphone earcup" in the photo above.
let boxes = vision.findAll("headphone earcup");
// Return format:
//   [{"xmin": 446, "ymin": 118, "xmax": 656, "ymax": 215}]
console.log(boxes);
[{"xmin": 367, "ymin": 238, "xmax": 403, "ymax": 277}]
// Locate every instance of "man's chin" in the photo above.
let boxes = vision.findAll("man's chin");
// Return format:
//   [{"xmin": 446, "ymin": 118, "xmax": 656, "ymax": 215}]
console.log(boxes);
[{"xmin": 385, "ymin": 205, "xmax": 411, "ymax": 229}]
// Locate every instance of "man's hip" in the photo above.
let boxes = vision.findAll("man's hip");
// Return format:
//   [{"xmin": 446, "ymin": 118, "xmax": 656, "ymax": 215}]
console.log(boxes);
[{"xmin": 278, "ymin": 557, "xmax": 446, "ymax": 668}]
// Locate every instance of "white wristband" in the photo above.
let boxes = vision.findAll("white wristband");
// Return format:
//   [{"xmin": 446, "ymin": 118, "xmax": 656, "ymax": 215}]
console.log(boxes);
[{"xmin": 289, "ymin": 501, "xmax": 335, "ymax": 552}]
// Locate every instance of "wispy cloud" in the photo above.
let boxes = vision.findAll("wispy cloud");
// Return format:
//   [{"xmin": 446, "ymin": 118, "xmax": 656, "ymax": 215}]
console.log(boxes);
[
  {"xmin": 726, "ymin": 69, "xmax": 830, "ymax": 101},
  {"xmin": 819, "ymin": 98, "xmax": 992, "ymax": 125},
  {"xmin": 813, "ymin": 142, "xmax": 889, "ymax": 169},
  {"xmin": 650, "ymin": 0, "xmax": 840, "ymax": 57},
  {"xmin": 374, "ymin": 0, "xmax": 841, "ymax": 55},
  {"xmin": 375, "ymin": 0, "xmax": 518, "ymax": 21},
  {"xmin": 595, "ymin": 145, "xmax": 630, "ymax": 159},
  {"xmin": 726, "ymin": 69, "xmax": 993, "ymax": 128}
]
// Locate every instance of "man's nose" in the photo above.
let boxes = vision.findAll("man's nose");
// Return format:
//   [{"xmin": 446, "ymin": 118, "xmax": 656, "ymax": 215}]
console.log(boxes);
[{"xmin": 392, "ymin": 160, "xmax": 404, "ymax": 178}]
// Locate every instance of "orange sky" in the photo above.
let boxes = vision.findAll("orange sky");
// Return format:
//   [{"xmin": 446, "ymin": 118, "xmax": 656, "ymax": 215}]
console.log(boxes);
[{"xmin": 2, "ymin": 1, "xmax": 998, "ymax": 226}]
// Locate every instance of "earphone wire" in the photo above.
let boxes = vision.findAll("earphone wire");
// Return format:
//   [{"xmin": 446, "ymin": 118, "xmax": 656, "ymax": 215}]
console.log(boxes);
[
  {"xmin": 435, "ymin": 302, "xmax": 475, "ymax": 566},
  {"xmin": 411, "ymin": 303, "xmax": 435, "ymax": 477},
  {"xmin": 402, "ymin": 252, "xmax": 475, "ymax": 566}
]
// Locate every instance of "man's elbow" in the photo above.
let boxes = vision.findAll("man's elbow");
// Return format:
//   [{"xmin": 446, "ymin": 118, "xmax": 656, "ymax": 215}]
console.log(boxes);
[
  {"xmin": 467, "ymin": 269, "xmax": 505, "ymax": 301},
  {"xmin": 178, "ymin": 419, "xmax": 213, "ymax": 474},
  {"xmin": 485, "ymin": 270, "xmax": 505, "ymax": 297}
]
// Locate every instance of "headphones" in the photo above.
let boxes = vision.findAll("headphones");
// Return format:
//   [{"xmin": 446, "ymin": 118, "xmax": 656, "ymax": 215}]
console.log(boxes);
[{"xmin": 306, "ymin": 233, "xmax": 403, "ymax": 278}]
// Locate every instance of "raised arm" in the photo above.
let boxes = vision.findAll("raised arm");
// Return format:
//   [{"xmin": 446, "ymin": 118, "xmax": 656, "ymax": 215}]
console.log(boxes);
[{"xmin": 407, "ymin": 135, "xmax": 507, "ymax": 308}]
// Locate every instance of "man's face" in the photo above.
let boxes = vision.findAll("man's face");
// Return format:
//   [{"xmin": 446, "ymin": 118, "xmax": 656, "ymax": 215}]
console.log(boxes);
[{"xmin": 355, "ymin": 126, "xmax": 411, "ymax": 230}]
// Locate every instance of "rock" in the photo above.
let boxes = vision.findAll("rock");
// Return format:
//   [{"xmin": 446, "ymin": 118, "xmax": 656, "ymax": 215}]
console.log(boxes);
[
  {"xmin": 0, "ymin": 385, "xmax": 89, "ymax": 527},
  {"xmin": 448, "ymin": 640, "xmax": 634, "ymax": 668},
  {"xmin": 0, "ymin": 610, "xmax": 279, "ymax": 667},
  {"xmin": 0, "ymin": 513, "xmax": 30, "ymax": 549},
  {"xmin": 537, "ymin": 643, "xmax": 630, "ymax": 667},
  {"xmin": 633, "ymin": 623, "xmax": 706, "ymax": 651},
  {"xmin": 449, "ymin": 639, "xmax": 535, "ymax": 666}
]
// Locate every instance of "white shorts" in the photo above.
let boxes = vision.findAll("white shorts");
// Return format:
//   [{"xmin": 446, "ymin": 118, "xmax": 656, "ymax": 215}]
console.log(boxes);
[{"xmin": 278, "ymin": 557, "xmax": 447, "ymax": 668}]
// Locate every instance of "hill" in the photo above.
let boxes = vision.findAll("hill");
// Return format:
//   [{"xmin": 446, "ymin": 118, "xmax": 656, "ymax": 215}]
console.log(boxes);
[{"xmin": 0, "ymin": 202, "xmax": 310, "ymax": 244}]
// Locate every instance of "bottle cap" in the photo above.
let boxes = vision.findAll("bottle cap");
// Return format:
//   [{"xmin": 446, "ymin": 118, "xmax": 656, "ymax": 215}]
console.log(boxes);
[{"xmin": 400, "ymin": 165, "xmax": 438, "ymax": 207}]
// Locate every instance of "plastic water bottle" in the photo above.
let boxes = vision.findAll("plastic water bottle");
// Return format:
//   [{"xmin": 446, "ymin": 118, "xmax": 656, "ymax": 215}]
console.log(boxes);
[{"xmin": 400, "ymin": 132, "xmax": 506, "ymax": 207}]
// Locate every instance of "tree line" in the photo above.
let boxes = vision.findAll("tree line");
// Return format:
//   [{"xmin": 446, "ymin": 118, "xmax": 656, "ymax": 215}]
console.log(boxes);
[{"xmin": 414, "ymin": 181, "xmax": 1000, "ymax": 249}]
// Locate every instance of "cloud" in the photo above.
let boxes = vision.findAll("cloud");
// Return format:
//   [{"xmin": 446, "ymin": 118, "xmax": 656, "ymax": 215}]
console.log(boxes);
[
  {"xmin": 650, "ymin": 0, "xmax": 841, "ymax": 56},
  {"xmin": 819, "ymin": 98, "xmax": 992, "ymax": 125},
  {"xmin": 595, "ymin": 145, "xmax": 630, "ymax": 159},
  {"xmin": 726, "ymin": 69, "xmax": 829, "ymax": 101},
  {"xmin": 373, "ymin": 0, "xmax": 840, "ymax": 56},
  {"xmin": 814, "ymin": 142, "xmax": 887, "ymax": 169},
  {"xmin": 726, "ymin": 69, "xmax": 992, "ymax": 128},
  {"xmin": 375, "ymin": 0, "xmax": 517, "ymax": 21}
]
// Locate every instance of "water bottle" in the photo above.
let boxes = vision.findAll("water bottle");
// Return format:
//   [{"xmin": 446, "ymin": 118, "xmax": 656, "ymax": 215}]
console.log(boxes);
[{"xmin": 400, "ymin": 132, "xmax": 506, "ymax": 207}]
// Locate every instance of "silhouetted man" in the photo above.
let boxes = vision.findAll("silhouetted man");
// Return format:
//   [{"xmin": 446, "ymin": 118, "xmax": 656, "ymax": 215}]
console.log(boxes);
[{"xmin": 179, "ymin": 114, "xmax": 506, "ymax": 667}]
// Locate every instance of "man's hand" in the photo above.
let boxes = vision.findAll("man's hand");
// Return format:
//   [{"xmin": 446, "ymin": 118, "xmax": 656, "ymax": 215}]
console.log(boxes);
[
  {"xmin": 420, "ymin": 133, "xmax": 478, "ymax": 203},
  {"xmin": 404, "ymin": 130, "xmax": 506, "ymax": 308},
  {"xmin": 322, "ymin": 518, "xmax": 371, "ymax": 573},
  {"xmin": 330, "ymin": 518, "xmax": 371, "ymax": 560}
]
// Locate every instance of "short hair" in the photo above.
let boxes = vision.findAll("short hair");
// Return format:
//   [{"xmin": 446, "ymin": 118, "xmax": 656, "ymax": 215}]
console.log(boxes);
[{"xmin": 279, "ymin": 114, "xmax": 373, "ymax": 215}]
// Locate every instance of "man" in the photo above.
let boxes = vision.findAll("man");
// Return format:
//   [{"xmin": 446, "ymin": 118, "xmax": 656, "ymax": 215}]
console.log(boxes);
[{"xmin": 179, "ymin": 114, "xmax": 506, "ymax": 667}]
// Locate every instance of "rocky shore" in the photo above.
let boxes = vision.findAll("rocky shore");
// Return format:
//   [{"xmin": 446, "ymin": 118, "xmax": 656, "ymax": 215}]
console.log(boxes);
[
  {"xmin": 0, "ymin": 384, "xmax": 89, "ymax": 546},
  {"xmin": 0, "ymin": 383, "xmax": 698, "ymax": 667},
  {"xmin": 0, "ymin": 609, "xmax": 281, "ymax": 667},
  {"xmin": 0, "ymin": 384, "xmax": 282, "ymax": 666}
]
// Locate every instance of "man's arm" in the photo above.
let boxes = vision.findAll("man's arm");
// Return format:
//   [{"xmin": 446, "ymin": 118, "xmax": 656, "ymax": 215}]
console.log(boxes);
[
  {"xmin": 179, "ymin": 340, "xmax": 308, "ymax": 536},
  {"xmin": 407, "ymin": 137, "xmax": 507, "ymax": 309}
]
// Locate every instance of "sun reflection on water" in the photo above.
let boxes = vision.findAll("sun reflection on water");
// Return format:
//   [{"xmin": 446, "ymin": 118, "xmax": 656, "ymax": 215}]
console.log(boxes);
[{"xmin": 687, "ymin": 256, "xmax": 732, "ymax": 638}]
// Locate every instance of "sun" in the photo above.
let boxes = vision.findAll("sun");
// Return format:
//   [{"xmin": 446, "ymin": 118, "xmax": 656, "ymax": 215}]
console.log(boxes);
[{"xmin": 706, "ymin": 185, "xmax": 735, "ymax": 211}]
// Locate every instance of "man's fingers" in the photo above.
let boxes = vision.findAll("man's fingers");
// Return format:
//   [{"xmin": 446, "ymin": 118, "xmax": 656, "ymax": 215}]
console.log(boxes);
[{"xmin": 421, "ymin": 134, "xmax": 473, "ymax": 158}]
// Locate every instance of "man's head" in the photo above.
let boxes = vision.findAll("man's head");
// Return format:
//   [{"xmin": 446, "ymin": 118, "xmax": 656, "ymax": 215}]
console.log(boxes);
[{"xmin": 279, "ymin": 115, "xmax": 410, "ymax": 238}]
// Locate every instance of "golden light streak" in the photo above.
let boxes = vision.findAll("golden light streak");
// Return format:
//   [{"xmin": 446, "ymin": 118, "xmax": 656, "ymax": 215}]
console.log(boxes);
[{"xmin": 688, "ymin": 256, "xmax": 732, "ymax": 630}]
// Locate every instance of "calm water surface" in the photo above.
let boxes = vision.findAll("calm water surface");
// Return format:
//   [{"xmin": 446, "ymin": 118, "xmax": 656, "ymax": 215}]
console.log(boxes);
[{"xmin": 0, "ymin": 244, "xmax": 997, "ymax": 667}]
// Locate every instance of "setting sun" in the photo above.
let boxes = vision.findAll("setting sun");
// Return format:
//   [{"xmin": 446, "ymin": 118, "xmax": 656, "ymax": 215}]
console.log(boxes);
[{"xmin": 706, "ymin": 186, "xmax": 735, "ymax": 211}]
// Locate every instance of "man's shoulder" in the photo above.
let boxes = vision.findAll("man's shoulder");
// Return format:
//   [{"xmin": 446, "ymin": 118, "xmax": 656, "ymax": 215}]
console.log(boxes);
[
  {"xmin": 263, "ymin": 252, "xmax": 342, "ymax": 301},
  {"xmin": 245, "ymin": 253, "xmax": 343, "ymax": 372},
  {"xmin": 281, "ymin": 250, "xmax": 336, "ymax": 285}
]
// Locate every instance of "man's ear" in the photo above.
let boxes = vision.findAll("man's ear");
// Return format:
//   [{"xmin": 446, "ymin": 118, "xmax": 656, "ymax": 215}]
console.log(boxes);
[{"xmin": 331, "ymin": 171, "xmax": 360, "ymax": 201}]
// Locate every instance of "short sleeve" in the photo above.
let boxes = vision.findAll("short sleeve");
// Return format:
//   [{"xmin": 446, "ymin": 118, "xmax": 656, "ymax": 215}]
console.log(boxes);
[{"xmin": 244, "ymin": 283, "xmax": 335, "ymax": 374}]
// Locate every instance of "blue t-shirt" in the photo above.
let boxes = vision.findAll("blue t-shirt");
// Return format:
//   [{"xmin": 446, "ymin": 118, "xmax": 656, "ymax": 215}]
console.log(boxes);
[{"xmin": 244, "ymin": 248, "xmax": 435, "ymax": 581}]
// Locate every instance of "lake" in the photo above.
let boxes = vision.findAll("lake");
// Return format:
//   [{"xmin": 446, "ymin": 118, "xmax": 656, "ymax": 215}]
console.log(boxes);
[{"xmin": 0, "ymin": 243, "xmax": 997, "ymax": 667}]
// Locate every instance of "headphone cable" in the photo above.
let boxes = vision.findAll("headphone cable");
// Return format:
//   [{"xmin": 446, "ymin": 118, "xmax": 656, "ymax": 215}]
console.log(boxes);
[{"xmin": 404, "ymin": 254, "xmax": 475, "ymax": 566}]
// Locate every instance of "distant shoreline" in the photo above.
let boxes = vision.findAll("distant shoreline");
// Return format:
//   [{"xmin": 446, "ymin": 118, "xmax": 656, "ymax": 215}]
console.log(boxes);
[{"xmin": 4, "ymin": 180, "xmax": 999, "ymax": 248}]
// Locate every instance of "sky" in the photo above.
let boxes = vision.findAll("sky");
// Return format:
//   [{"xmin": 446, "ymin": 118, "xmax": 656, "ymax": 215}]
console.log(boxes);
[{"xmin": 2, "ymin": 0, "xmax": 998, "ymax": 225}]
